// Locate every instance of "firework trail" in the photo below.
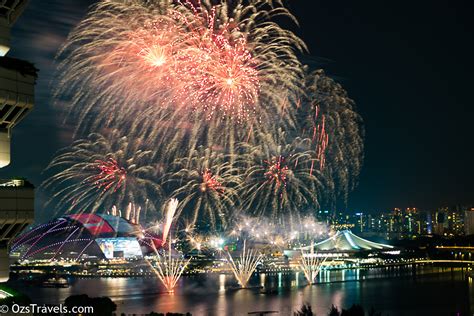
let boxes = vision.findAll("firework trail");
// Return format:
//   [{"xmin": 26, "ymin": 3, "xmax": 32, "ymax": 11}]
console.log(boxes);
[
  {"xmin": 226, "ymin": 240, "xmax": 263, "ymax": 288},
  {"xmin": 162, "ymin": 198, "xmax": 179, "ymax": 244},
  {"xmin": 153, "ymin": 238, "xmax": 191, "ymax": 293},
  {"xmin": 164, "ymin": 147, "xmax": 241, "ymax": 229},
  {"xmin": 299, "ymin": 69, "xmax": 364, "ymax": 206},
  {"xmin": 41, "ymin": 131, "xmax": 162, "ymax": 216},
  {"xmin": 108, "ymin": 203, "xmax": 142, "ymax": 224},
  {"xmin": 299, "ymin": 241, "xmax": 327, "ymax": 284}
]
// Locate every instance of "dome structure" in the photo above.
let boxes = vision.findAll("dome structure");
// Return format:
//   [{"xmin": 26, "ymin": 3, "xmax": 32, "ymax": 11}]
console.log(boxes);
[
  {"xmin": 10, "ymin": 213, "xmax": 162, "ymax": 261},
  {"xmin": 308, "ymin": 230, "xmax": 394, "ymax": 252}
]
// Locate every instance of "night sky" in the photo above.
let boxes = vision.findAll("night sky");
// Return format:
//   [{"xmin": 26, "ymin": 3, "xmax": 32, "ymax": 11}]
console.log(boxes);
[{"xmin": 2, "ymin": 0, "xmax": 473, "ymax": 214}]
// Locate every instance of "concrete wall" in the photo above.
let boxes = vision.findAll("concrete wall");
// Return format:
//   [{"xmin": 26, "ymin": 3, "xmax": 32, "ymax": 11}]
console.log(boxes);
[{"xmin": 0, "ymin": 246, "xmax": 9, "ymax": 282}]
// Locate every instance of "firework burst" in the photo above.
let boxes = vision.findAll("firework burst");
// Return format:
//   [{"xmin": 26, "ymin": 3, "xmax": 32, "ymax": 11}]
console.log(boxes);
[
  {"xmin": 237, "ymin": 132, "xmax": 326, "ymax": 224},
  {"xmin": 91, "ymin": 158, "xmax": 127, "ymax": 193},
  {"xmin": 165, "ymin": 147, "xmax": 241, "ymax": 229},
  {"xmin": 42, "ymin": 131, "xmax": 162, "ymax": 216},
  {"xmin": 56, "ymin": 0, "xmax": 305, "ymax": 160},
  {"xmin": 264, "ymin": 156, "xmax": 289, "ymax": 188},
  {"xmin": 299, "ymin": 69, "xmax": 364, "ymax": 205}
]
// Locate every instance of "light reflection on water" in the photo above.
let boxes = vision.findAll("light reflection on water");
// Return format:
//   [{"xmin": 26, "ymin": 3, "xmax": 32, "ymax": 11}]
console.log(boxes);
[{"xmin": 9, "ymin": 266, "xmax": 472, "ymax": 316}]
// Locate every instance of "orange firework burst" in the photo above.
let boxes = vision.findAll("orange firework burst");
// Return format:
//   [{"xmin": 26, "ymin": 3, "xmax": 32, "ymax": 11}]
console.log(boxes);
[
  {"xmin": 92, "ymin": 158, "xmax": 127, "ymax": 193},
  {"xmin": 57, "ymin": 0, "xmax": 305, "ymax": 145},
  {"xmin": 176, "ymin": 6, "xmax": 261, "ymax": 121}
]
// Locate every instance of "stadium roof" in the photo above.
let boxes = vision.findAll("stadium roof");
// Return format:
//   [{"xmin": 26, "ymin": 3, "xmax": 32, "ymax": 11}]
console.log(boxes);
[
  {"xmin": 302, "ymin": 230, "xmax": 394, "ymax": 252},
  {"xmin": 10, "ymin": 213, "xmax": 161, "ymax": 260}
]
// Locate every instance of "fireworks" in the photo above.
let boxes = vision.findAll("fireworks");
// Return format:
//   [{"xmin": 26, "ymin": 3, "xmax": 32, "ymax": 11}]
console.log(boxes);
[
  {"xmin": 226, "ymin": 240, "xmax": 263, "ymax": 288},
  {"xmin": 153, "ymin": 239, "xmax": 191, "ymax": 293},
  {"xmin": 201, "ymin": 169, "xmax": 225, "ymax": 194},
  {"xmin": 300, "ymin": 69, "xmax": 364, "ymax": 205},
  {"xmin": 55, "ymin": 0, "xmax": 305, "ymax": 161},
  {"xmin": 91, "ymin": 158, "xmax": 127, "ymax": 193},
  {"xmin": 264, "ymin": 156, "xmax": 289, "ymax": 188},
  {"xmin": 42, "ymin": 131, "xmax": 162, "ymax": 216},
  {"xmin": 162, "ymin": 198, "xmax": 179, "ymax": 244},
  {"xmin": 238, "ymin": 133, "xmax": 326, "ymax": 224},
  {"xmin": 46, "ymin": 0, "xmax": 364, "ymax": 236},
  {"xmin": 299, "ymin": 241, "xmax": 327, "ymax": 285},
  {"xmin": 165, "ymin": 147, "xmax": 241, "ymax": 229}
]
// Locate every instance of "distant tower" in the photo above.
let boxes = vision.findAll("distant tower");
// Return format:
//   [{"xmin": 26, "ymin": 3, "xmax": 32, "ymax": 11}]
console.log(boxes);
[{"xmin": 0, "ymin": 0, "xmax": 35, "ymax": 282}]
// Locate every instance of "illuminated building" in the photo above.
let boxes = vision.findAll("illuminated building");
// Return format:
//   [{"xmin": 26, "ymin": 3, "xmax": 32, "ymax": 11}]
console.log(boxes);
[
  {"xmin": 0, "ymin": 179, "xmax": 34, "ymax": 281},
  {"xmin": 465, "ymin": 208, "xmax": 474, "ymax": 236},
  {"xmin": 0, "ymin": 0, "xmax": 36, "ymax": 283},
  {"xmin": 10, "ymin": 213, "xmax": 161, "ymax": 261},
  {"xmin": 285, "ymin": 230, "xmax": 398, "ymax": 259}
]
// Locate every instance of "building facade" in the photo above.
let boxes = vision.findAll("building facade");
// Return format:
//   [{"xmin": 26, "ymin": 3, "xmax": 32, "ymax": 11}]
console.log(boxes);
[{"xmin": 0, "ymin": 0, "xmax": 35, "ymax": 282}]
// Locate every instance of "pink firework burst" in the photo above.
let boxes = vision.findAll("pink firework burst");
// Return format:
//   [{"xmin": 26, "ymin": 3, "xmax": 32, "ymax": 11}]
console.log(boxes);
[
  {"xmin": 173, "ymin": 4, "xmax": 261, "ymax": 121},
  {"xmin": 264, "ymin": 156, "xmax": 289, "ymax": 187},
  {"xmin": 91, "ymin": 158, "xmax": 127, "ymax": 193},
  {"xmin": 200, "ymin": 168, "xmax": 224, "ymax": 194}
]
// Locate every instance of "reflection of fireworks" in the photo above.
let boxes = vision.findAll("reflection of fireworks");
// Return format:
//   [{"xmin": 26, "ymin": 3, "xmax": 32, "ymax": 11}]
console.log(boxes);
[
  {"xmin": 92, "ymin": 158, "xmax": 127, "ymax": 193},
  {"xmin": 227, "ymin": 240, "xmax": 263, "ymax": 288},
  {"xmin": 299, "ymin": 242, "xmax": 327, "ymax": 285},
  {"xmin": 42, "ymin": 131, "xmax": 161, "ymax": 215}
]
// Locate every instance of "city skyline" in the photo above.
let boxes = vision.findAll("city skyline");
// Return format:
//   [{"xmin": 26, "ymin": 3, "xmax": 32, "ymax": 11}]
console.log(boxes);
[{"xmin": 0, "ymin": 0, "xmax": 473, "ymax": 213}]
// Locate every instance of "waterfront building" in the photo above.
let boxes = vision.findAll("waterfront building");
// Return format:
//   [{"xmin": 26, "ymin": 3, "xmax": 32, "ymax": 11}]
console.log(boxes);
[
  {"xmin": 0, "ymin": 179, "xmax": 34, "ymax": 282},
  {"xmin": 285, "ymin": 230, "xmax": 398, "ymax": 260},
  {"xmin": 10, "ymin": 213, "xmax": 163, "ymax": 261}
]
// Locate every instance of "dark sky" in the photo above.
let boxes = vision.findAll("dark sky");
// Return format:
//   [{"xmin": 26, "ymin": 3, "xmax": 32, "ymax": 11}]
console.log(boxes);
[{"xmin": 1, "ymin": 0, "xmax": 473, "ymax": 213}]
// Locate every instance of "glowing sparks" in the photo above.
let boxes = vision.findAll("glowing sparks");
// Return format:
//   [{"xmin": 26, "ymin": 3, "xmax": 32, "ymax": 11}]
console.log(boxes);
[
  {"xmin": 264, "ymin": 156, "xmax": 289, "ymax": 188},
  {"xmin": 162, "ymin": 199, "xmax": 179, "ymax": 244},
  {"xmin": 153, "ymin": 239, "xmax": 191, "ymax": 293},
  {"xmin": 56, "ymin": 0, "xmax": 306, "ymax": 164},
  {"xmin": 41, "ymin": 132, "xmax": 161, "ymax": 215},
  {"xmin": 299, "ymin": 242, "xmax": 327, "ymax": 285},
  {"xmin": 226, "ymin": 240, "xmax": 263, "ymax": 288},
  {"xmin": 201, "ymin": 168, "xmax": 224, "ymax": 194},
  {"xmin": 46, "ymin": 0, "xmax": 364, "ymax": 234},
  {"xmin": 91, "ymin": 158, "xmax": 127, "ymax": 193}
]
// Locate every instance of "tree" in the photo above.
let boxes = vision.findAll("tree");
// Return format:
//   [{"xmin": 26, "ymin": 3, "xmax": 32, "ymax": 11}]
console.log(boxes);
[
  {"xmin": 341, "ymin": 304, "xmax": 364, "ymax": 316},
  {"xmin": 294, "ymin": 304, "xmax": 315, "ymax": 316}
]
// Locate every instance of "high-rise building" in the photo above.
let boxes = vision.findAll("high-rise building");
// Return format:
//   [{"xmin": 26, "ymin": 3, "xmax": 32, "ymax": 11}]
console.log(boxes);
[
  {"xmin": 465, "ymin": 208, "xmax": 474, "ymax": 236},
  {"xmin": 0, "ymin": 0, "xmax": 35, "ymax": 282}
]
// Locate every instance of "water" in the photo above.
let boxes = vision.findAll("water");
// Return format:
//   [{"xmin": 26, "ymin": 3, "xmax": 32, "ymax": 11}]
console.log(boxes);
[{"xmin": 8, "ymin": 266, "xmax": 473, "ymax": 316}]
